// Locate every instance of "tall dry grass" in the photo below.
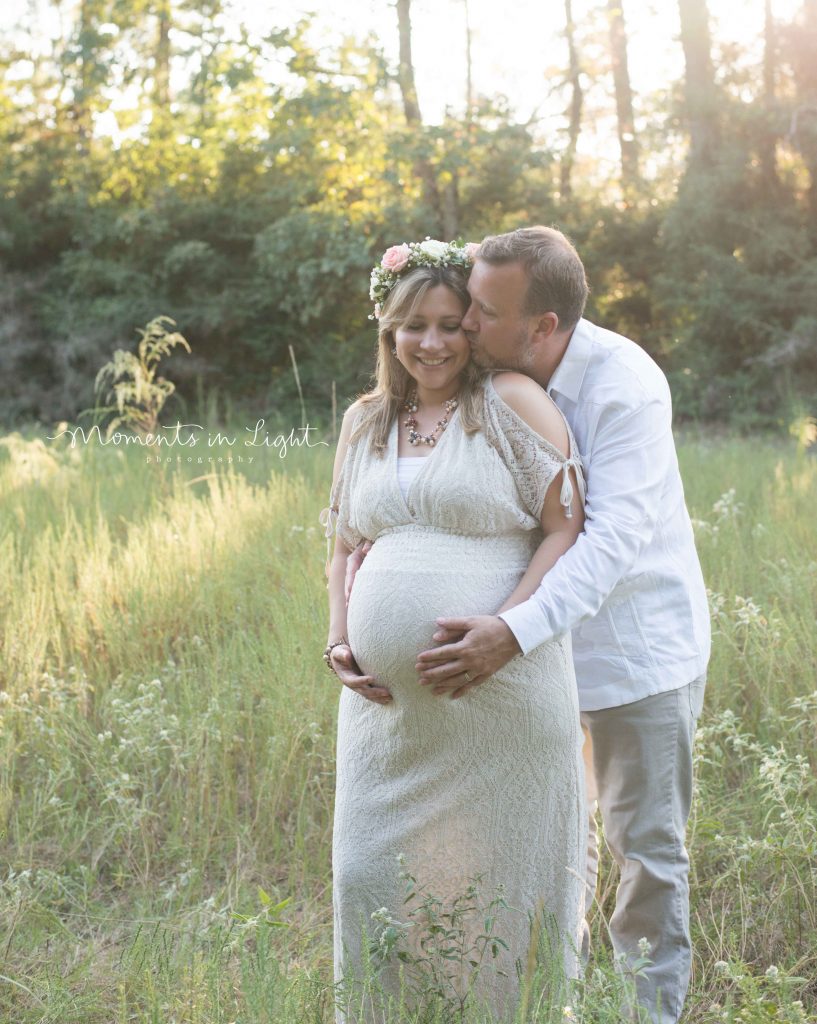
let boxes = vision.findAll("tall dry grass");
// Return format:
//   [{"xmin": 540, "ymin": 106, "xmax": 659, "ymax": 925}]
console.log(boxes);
[{"xmin": 0, "ymin": 427, "xmax": 814, "ymax": 1022}]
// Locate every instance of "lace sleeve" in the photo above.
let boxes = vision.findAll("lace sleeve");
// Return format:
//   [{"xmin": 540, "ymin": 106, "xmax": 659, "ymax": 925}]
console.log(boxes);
[
  {"xmin": 483, "ymin": 375, "xmax": 586, "ymax": 522},
  {"xmin": 318, "ymin": 421, "xmax": 365, "ymax": 565}
]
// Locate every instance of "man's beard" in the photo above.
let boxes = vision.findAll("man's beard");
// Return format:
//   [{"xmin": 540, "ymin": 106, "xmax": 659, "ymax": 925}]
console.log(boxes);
[
  {"xmin": 469, "ymin": 344, "xmax": 502, "ymax": 369},
  {"xmin": 468, "ymin": 332, "xmax": 536, "ymax": 373}
]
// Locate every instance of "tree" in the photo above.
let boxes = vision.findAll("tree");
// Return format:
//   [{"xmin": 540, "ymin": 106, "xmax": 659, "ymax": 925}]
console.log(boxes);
[
  {"xmin": 606, "ymin": 0, "xmax": 639, "ymax": 192},
  {"xmin": 59, "ymin": 0, "xmax": 115, "ymax": 155},
  {"xmin": 560, "ymin": 0, "xmax": 583, "ymax": 199},
  {"xmin": 759, "ymin": 0, "xmax": 780, "ymax": 191},
  {"xmin": 393, "ymin": 0, "xmax": 446, "ymax": 234},
  {"xmin": 462, "ymin": 0, "xmax": 474, "ymax": 115},
  {"xmin": 677, "ymin": 0, "xmax": 719, "ymax": 167},
  {"xmin": 153, "ymin": 0, "xmax": 171, "ymax": 110},
  {"xmin": 396, "ymin": 0, "xmax": 421, "ymax": 125},
  {"xmin": 788, "ymin": 0, "xmax": 817, "ymax": 233}
]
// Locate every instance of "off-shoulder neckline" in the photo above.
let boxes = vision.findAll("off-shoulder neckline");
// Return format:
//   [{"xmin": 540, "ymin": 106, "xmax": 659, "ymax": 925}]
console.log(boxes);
[{"xmin": 484, "ymin": 372, "xmax": 577, "ymax": 465}]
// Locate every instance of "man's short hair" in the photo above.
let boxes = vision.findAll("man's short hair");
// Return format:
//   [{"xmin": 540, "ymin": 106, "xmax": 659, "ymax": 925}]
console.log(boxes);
[{"xmin": 478, "ymin": 226, "xmax": 589, "ymax": 329}]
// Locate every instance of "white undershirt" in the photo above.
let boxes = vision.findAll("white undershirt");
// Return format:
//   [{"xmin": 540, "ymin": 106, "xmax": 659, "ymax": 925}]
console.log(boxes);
[{"xmin": 396, "ymin": 456, "xmax": 427, "ymax": 499}]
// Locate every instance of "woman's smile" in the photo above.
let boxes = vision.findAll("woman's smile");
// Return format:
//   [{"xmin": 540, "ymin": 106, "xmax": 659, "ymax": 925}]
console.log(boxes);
[{"xmin": 393, "ymin": 284, "xmax": 472, "ymax": 403}]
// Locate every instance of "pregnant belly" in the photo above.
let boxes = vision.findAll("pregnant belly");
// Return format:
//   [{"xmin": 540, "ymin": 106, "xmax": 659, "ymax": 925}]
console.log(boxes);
[{"xmin": 346, "ymin": 529, "xmax": 535, "ymax": 696}]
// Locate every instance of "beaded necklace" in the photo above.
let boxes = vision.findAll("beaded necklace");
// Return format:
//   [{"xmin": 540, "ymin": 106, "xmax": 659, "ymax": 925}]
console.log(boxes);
[{"xmin": 403, "ymin": 391, "xmax": 459, "ymax": 447}]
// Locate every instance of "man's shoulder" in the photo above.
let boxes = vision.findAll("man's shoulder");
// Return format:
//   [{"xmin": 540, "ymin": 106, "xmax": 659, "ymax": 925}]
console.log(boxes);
[{"xmin": 578, "ymin": 319, "xmax": 670, "ymax": 407}]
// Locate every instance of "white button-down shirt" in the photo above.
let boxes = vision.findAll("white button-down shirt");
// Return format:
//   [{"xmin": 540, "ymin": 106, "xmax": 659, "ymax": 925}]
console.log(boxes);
[{"xmin": 498, "ymin": 318, "xmax": 711, "ymax": 711}]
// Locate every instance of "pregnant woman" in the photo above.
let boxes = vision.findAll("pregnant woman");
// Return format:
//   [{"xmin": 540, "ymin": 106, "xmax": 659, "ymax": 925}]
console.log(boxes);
[{"xmin": 322, "ymin": 239, "xmax": 587, "ymax": 1022}]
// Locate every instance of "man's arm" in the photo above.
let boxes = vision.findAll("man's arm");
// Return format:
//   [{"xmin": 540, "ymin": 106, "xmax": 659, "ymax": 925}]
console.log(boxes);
[
  {"xmin": 415, "ymin": 372, "xmax": 585, "ymax": 695},
  {"xmin": 416, "ymin": 383, "xmax": 673, "ymax": 687},
  {"xmin": 499, "ymin": 390, "xmax": 671, "ymax": 654}
]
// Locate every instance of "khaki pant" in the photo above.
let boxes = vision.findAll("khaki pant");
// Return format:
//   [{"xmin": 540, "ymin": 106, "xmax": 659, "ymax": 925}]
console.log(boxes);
[{"xmin": 581, "ymin": 675, "xmax": 707, "ymax": 1024}]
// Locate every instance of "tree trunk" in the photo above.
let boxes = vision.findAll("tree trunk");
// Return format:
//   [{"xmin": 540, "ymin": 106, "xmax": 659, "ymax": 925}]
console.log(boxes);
[
  {"xmin": 560, "ymin": 0, "xmax": 583, "ymax": 199},
  {"xmin": 792, "ymin": 0, "xmax": 817, "ymax": 232},
  {"xmin": 677, "ymin": 0, "xmax": 719, "ymax": 167},
  {"xmin": 68, "ymin": 0, "xmax": 99, "ymax": 152},
  {"xmin": 764, "ymin": 0, "xmax": 775, "ymax": 102},
  {"xmin": 759, "ymin": 0, "xmax": 780, "ymax": 190},
  {"xmin": 606, "ymin": 0, "xmax": 639, "ymax": 191},
  {"xmin": 394, "ymin": 0, "xmax": 443, "ymax": 233},
  {"xmin": 154, "ymin": 0, "xmax": 171, "ymax": 110},
  {"xmin": 441, "ymin": 172, "xmax": 459, "ymax": 239},
  {"xmin": 396, "ymin": 0, "xmax": 422, "ymax": 125},
  {"xmin": 463, "ymin": 0, "xmax": 474, "ymax": 114}
]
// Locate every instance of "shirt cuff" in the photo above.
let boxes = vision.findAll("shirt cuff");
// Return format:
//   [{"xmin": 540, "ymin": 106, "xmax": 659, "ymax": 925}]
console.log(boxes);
[{"xmin": 498, "ymin": 600, "xmax": 554, "ymax": 657}]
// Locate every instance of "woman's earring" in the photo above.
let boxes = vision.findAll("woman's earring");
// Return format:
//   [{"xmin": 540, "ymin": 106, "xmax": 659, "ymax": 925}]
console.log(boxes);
[{"xmin": 392, "ymin": 347, "xmax": 397, "ymax": 355}]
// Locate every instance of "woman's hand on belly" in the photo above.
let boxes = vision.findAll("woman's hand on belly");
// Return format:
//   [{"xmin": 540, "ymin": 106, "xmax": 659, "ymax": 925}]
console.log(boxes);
[{"xmin": 330, "ymin": 644, "xmax": 392, "ymax": 704}]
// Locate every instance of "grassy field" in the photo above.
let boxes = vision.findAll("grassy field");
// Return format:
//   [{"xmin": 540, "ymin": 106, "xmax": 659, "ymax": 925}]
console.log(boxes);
[{"xmin": 0, "ymin": 423, "xmax": 815, "ymax": 1023}]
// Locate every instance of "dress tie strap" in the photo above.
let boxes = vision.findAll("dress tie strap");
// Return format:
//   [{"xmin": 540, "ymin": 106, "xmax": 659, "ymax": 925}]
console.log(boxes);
[
  {"xmin": 319, "ymin": 503, "xmax": 339, "ymax": 576},
  {"xmin": 559, "ymin": 456, "xmax": 584, "ymax": 519}
]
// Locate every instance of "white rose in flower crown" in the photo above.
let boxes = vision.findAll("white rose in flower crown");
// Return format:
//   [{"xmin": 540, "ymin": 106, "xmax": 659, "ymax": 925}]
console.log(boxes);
[{"xmin": 418, "ymin": 239, "xmax": 449, "ymax": 259}]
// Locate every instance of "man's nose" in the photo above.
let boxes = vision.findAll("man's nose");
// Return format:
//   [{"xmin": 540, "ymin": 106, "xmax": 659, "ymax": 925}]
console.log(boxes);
[{"xmin": 462, "ymin": 303, "xmax": 478, "ymax": 332}]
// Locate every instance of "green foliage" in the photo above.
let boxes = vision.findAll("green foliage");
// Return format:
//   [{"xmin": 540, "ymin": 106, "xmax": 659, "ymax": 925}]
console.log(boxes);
[
  {"xmin": 1, "ymin": 3, "xmax": 816, "ymax": 431},
  {"xmin": 703, "ymin": 960, "xmax": 810, "ymax": 1023},
  {"xmin": 366, "ymin": 858, "xmax": 514, "ymax": 1021},
  {"xmin": 92, "ymin": 315, "xmax": 191, "ymax": 436},
  {"xmin": 654, "ymin": 143, "xmax": 817, "ymax": 427}
]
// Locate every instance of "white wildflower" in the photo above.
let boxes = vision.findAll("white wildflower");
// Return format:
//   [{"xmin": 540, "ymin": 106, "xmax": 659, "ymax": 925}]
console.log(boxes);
[
  {"xmin": 712, "ymin": 488, "xmax": 743, "ymax": 521},
  {"xmin": 733, "ymin": 595, "xmax": 766, "ymax": 630}
]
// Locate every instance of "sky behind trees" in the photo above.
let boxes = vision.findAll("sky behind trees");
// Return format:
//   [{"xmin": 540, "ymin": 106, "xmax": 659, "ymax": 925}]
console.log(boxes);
[
  {"xmin": 4, "ymin": 0, "xmax": 804, "ymax": 155},
  {"xmin": 225, "ymin": 0, "xmax": 802, "ymax": 120},
  {"xmin": 2, "ymin": 0, "xmax": 815, "ymax": 429}
]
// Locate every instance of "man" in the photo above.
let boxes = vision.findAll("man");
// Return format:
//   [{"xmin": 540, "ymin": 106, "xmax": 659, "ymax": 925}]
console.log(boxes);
[
  {"xmin": 415, "ymin": 226, "xmax": 710, "ymax": 1024},
  {"xmin": 333, "ymin": 225, "xmax": 710, "ymax": 1024}
]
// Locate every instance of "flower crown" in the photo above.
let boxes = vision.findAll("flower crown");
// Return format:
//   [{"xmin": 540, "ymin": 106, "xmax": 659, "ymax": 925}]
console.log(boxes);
[{"xmin": 369, "ymin": 238, "xmax": 479, "ymax": 320}]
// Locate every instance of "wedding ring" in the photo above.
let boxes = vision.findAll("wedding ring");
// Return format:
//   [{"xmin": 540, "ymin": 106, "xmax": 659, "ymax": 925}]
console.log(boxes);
[{"xmin": 464, "ymin": 671, "xmax": 473, "ymax": 683}]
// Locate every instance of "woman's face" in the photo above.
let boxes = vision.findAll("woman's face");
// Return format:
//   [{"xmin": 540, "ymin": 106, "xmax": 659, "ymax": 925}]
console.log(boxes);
[{"xmin": 393, "ymin": 284, "xmax": 470, "ymax": 399}]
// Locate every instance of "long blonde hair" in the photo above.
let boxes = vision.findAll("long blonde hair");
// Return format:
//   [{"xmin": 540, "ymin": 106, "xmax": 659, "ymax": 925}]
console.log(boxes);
[{"xmin": 351, "ymin": 265, "xmax": 486, "ymax": 453}]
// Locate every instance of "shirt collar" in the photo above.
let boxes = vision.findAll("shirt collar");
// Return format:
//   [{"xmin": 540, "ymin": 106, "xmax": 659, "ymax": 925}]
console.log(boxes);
[{"xmin": 546, "ymin": 317, "xmax": 593, "ymax": 403}]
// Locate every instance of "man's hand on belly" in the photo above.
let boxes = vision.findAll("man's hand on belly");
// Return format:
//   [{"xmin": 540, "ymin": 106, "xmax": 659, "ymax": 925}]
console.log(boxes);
[{"xmin": 415, "ymin": 616, "xmax": 522, "ymax": 698}]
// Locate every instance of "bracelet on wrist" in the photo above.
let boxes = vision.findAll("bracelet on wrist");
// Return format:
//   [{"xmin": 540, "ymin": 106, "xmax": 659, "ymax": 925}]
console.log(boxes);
[{"xmin": 323, "ymin": 637, "xmax": 350, "ymax": 674}]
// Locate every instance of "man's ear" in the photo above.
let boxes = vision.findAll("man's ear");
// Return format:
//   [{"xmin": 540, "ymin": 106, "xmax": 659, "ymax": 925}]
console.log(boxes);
[{"xmin": 532, "ymin": 311, "xmax": 560, "ymax": 342}]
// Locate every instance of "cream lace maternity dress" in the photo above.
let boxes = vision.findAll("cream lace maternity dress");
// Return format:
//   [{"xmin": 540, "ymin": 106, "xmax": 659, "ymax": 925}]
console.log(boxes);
[{"xmin": 325, "ymin": 373, "xmax": 588, "ymax": 1022}]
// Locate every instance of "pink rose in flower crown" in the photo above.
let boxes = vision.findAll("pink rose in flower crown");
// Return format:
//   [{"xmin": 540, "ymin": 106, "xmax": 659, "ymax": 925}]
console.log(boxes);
[{"xmin": 381, "ymin": 244, "xmax": 411, "ymax": 273}]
